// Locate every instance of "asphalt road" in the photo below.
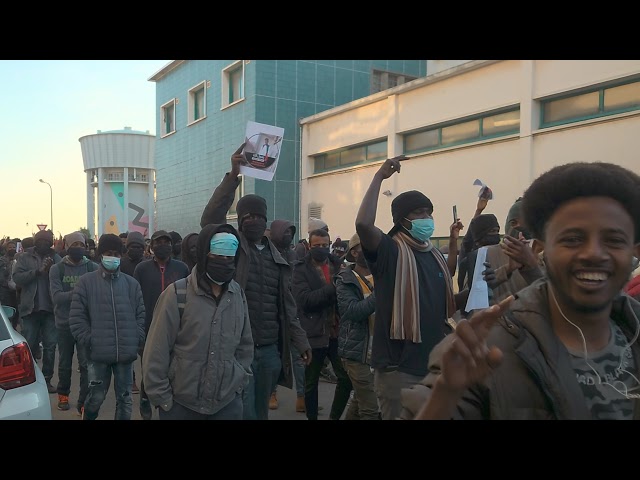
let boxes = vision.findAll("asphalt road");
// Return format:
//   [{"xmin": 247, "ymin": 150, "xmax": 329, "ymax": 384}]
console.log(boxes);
[{"xmin": 48, "ymin": 352, "xmax": 342, "ymax": 420}]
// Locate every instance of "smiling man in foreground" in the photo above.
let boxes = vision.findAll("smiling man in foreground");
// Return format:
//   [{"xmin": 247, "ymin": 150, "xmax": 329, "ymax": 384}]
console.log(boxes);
[{"xmin": 414, "ymin": 161, "xmax": 640, "ymax": 420}]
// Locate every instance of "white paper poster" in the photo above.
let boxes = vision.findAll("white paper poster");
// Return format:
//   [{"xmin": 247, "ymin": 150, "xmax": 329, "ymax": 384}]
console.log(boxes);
[
  {"xmin": 465, "ymin": 246, "xmax": 490, "ymax": 312},
  {"xmin": 240, "ymin": 121, "xmax": 285, "ymax": 181}
]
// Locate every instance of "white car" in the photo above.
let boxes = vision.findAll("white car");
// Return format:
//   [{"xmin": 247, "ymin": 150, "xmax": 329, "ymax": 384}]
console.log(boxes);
[{"xmin": 0, "ymin": 305, "xmax": 52, "ymax": 420}]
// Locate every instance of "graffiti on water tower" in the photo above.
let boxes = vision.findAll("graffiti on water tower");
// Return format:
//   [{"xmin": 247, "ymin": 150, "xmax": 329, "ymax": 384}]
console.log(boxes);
[{"xmin": 103, "ymin": 182, "xmax": 150, "ymax": 236}]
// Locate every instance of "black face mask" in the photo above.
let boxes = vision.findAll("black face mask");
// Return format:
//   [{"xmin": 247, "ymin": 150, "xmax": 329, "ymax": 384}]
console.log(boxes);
[
  {"xmin": 172, "ymin": 243, "xmax": 182, "ymax": 256},
  {"xmin": 127, "ymin": 248, "xmax": 144, "ymax": 261},
  {"xmin": 310, "ymin": 247, "xmax": 330, "ymax": 262},
  {"xmin": 482, "ymin": 234, "xmax": 502, "ymax": 246},
  {"xmin": 241, "ymin": 218, "xmax": 267, "ymax": 243},
  {"xmin": 280, "ymin": 233, "xmax": 293, "ymax": 248},
  {"xmin": 68, "ymin": 247, "xmax": 85, "ymax": 262},
  {"xmin": 206, "ymin": 257, "xmax": 236, "ymax": 285},
  {"xmin": 154, "ymin": 244, "xmax": 172, "ymax": 260},
  {"xmin": 6, "ymin": 249, "xmax": 16, "ymax": 258},
  {"xmin": 35, "ymin": 242, "xmax": 51, "ymax": 256}
]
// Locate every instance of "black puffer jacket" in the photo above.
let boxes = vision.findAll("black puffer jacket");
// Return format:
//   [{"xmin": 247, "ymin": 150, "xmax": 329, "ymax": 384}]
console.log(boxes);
[
  {"xmin": 335, "ymin": 266, "xmax": 376, "ymax": 363},
  {"xmin": 292, "ymin": 254, "xmax": 342, "ymax": 349},
  {"xmin": 69, "ymin": 265, "xmax": 146, "ymax": 364}
]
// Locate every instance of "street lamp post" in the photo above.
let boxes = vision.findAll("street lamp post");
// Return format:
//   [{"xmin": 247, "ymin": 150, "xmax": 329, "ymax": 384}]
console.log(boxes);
[{"xmin": 39, "ymin": 179, "xmax": 53, "ymax": 233}]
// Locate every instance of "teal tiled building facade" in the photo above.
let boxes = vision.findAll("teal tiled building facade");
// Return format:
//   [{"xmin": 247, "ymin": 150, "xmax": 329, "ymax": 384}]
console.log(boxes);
[{"xmin": 150, "ymin": 60, "xmax": 426, "ymax": 236}]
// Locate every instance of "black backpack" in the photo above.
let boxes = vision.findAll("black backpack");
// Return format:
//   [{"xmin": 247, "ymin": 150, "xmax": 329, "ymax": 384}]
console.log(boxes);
[{"xmin": 173, "ymin": 277, "xmax": 189, "ymax": 319}]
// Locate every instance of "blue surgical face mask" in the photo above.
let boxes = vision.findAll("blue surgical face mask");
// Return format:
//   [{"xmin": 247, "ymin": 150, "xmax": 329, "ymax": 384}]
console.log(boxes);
[
  {"xmin": 101, "ymin": 255, "xmax": 121, "ymax": 271},
  {"xmin": 404, "ymin": 217, "xmax": 435, "ymax": 243}
]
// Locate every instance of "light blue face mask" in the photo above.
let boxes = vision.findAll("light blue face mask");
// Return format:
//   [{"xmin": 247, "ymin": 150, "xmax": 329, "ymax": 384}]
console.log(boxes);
[
  {"xmin": 101, "ymin": 255, "xmax": 121, "ymax": 271},
  {"xmin": 404, "ymin": 217, "xmax": 435, "ymax": 243}
]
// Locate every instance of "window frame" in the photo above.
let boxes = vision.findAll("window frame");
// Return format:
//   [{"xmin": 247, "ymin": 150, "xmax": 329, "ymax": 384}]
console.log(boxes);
[
  {"xmin": 187, "ymin": 80, "xmax": 207, "ymax": 126},
  {"xmin": 221, "ymin": 60, "xmax": 245, "ymax": 110},
  {"xmin": 403, "ymin": 107, "xmax": 520, "ymax": 155},
  {"xmin": 160, "ymin": 98, "xmax": 177, "ymax": 138},
  {"xmin": 313, "ymin": 139, "xmax": 388, "ymax": 174},
  {"xmin": 540, "ymin": 77, "xmax": 640, "ymax": 128}
]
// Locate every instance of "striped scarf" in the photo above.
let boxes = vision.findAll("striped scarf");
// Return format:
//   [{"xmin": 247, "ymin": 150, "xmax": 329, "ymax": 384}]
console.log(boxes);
[{"xmin": 391, "ymin": 231, "xmax": 456, "ymax": 343}]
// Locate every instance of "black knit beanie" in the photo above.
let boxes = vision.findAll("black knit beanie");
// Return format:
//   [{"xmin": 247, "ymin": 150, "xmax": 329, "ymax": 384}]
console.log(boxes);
[
  {"xmin": 97, "ymin": 233, "xmax": 123, "ymax": 255},
  {"xmin": 236, "ymin": 194, "xmax": 267, "ymax": 225},
  {"xmin": 391, "ymin": 190, "xmax": 433, "ymax": 226}
]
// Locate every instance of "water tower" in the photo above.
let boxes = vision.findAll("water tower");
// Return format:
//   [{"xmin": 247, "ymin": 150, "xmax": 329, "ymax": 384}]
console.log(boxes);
[{"xmin": 79, "ymin": 127, "xmax": 155, "ymax": 240}]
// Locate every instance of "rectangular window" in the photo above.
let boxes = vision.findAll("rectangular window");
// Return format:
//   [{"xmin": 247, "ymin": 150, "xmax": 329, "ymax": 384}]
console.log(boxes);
[
  {"xmin": 161, "ymin": 99, "xmax": 176, "ymax": 137},
  {"xmin": 339, "ymin": 146, "xmax": 366, "ymax": 166},
  {"xmin": 188, "ymin": 81, "xmax": 207, "ymax": 125},
  {"xmin": 106, "ymin": 171, "xmax": 123, "ymax": 181},
  {"xmin": 404, "ymin": 107, "xmax": 520, "ymax": 155},
  {"xmin": 540, "ymin": 78, "xmax": 640, "ymax": 128},
  {"xmin": 604, "ymin": 82, "xmax": 640, "ymax": 112},
  {"xmin": 405, "ymin": 129, "xmax": 439, "ymax": 153},
  {"xmin": 323, "ymin": 152, "xmax": 340, "ymax": 170},
  {"xmin": 366, "ymin": 141, "xmax": 388, "ymax": 162},
  {"xmin": 222, "ymin": 61, "xmax": 245, "ymax": 108},
  {"xmin": 442, "ymin": 119, "xmax": 479, "ymax": 145},
  {"xmin": 543, "ymin": 92, "xmax": 599, "ymax": 124},
  {"xmin": 482, "ymin": 110, "xmax": 520, "ymax": 136},
  {"xmin": 313, "ymin": 139, "xmax": 387, "ymax": 173}
]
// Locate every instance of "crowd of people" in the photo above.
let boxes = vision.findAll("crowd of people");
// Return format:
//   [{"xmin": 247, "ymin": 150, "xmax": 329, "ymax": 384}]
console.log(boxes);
[{"xmin": 1, "ymin": 145, "xmax": 639, "ymax": 420}]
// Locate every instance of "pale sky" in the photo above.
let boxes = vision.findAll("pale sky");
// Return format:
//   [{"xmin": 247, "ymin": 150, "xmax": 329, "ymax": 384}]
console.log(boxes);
[{"xmin": 0, "ymin": 60, "xmax": 170, "ymax": 240}]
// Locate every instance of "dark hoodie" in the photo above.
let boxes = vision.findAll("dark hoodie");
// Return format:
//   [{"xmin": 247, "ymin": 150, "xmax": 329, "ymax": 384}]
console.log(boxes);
[
  {"xmin": 181, "ymin": 232, "xmax": 199, "ymax": 272},
  {"xmin": 49, "ymin": 256, "xmax": 99, "ymax": 327},
  {"xmin": 196, "ymin": 224, "xmax": 241, "ymax": 293},
  {"xmin": 269, "ymin": 220, "xmax": 296, "ymax": 265}
]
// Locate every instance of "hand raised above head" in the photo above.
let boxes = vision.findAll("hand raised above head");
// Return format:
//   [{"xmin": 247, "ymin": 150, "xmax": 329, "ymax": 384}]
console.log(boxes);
[
  {"xmin": 377, "ymin": 155, "xmax": 408, "ymax": 179},
  {"xmin": 231, "ymin": 142, "xmax": 248, "ymax": 175}
]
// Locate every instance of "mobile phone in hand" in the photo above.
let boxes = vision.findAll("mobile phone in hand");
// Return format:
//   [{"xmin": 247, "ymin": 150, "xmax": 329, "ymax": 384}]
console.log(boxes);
[{"xmin": 453, "ymin": 205, "xmax": 458, "ymax": 223}]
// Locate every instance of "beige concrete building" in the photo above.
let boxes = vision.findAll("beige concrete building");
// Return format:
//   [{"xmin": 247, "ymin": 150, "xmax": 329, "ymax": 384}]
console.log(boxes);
[{"xmin": 299, "ymin": 60, "xmax": 640, "ymax": 246}]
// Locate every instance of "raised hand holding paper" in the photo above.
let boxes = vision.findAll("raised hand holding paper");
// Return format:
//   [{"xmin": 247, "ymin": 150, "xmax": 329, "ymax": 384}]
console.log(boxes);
[{"xmin": 240, "ymin": 121, "xmax": 285, "ymax": 181}]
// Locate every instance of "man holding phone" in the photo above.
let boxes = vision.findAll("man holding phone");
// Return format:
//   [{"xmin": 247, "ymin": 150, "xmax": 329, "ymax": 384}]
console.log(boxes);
[{"xmin": 12, "ymin": 230, "xmax": 62, "ymax": 393}]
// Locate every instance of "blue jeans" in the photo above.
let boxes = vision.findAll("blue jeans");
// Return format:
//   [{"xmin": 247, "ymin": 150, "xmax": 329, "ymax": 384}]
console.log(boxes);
[
  {"xmin": 242, "ymin": 343, "xmax": 281, "ymax": 420},
  {"xmin": 305, "ymin": 338, "xmax": 352, "ymax": 420},
  {"xmin": 83, "ymin": 360, "xmax": 134, "ymax": 420},
  {"xmin": 56, "ymin": 326, "xmax": 88, "ymax": 406},
  {"xmin": 159, "ymin": 395, "xmax": 243, "ymax": 420},
  {"xmin": 21, "ymin": 310, "xmax": 57, "ymax": 381}
]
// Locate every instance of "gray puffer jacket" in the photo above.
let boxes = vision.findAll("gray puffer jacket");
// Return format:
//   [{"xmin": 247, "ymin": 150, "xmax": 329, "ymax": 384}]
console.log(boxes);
[
  {"xmin": 68, "ymin": 265, "xmax": 146, "ymax": 364},
  {"xmin": 335, "ymin": 266, "xmax": 376, "ymax": 363}
]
